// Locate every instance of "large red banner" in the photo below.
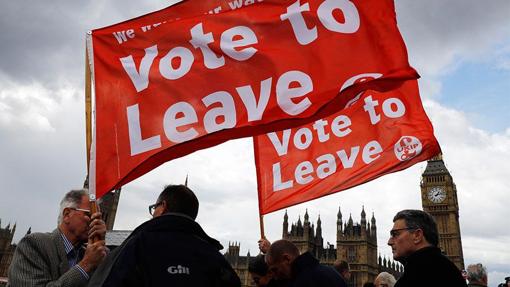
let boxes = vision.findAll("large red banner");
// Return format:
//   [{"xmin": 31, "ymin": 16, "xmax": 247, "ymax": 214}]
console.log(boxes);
[
  {"xmin": 254, "ymin": 80, "xmax": 440, "ymax": 214},
  {"xmin": 90, "ymin": 0, "xmax": 418, "ymax": 198}
]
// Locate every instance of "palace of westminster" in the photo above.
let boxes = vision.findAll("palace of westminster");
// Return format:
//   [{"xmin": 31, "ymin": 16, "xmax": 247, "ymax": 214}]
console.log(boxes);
[{"xmin": 0, "ymin": 156, "xmax": 465, "ymax": 286}]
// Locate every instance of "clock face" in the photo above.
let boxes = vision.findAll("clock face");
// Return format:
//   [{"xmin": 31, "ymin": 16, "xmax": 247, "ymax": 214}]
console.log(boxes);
[{"xmin": 428, "ymin": 187, "xmax": 446, "ymax": 203}]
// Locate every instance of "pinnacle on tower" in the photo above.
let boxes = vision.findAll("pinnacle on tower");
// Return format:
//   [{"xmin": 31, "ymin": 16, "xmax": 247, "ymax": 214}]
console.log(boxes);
[
  {"xmin": 304, "ymin": 209, "xmax": 309, "ymax": 223},
  {"xmin": 431, "ymin": 152, "xmax": 443, "ymax": 161},
  {"xmin": 361, "ymin": 206, "xmax": 367, "ymax": 227},
  {"xmin": 337, "ymin": 207, "xmax": 343, "ymax": 232},
  {"xmin": 26, "ymin": 227, "xmax": 32, "ymax": 235},
  {"xmin": 371, "ymin": 212, "xmax": 376, "ymax": 225},
  {"xmin": 283, "ymin": 210, "xmax": 289, "ymax": 237}
]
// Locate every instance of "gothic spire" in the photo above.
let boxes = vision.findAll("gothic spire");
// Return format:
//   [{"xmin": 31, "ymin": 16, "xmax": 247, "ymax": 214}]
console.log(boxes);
[
  {"xmin": 283, "ymin": 210, "xmax": 289, "ymax": 237},
  {"xmin": 316, "ymin": 214, "xmax": 322, "ymax": 236},
  {"xmin": 304, "ymin": 209, "xmax": 309, "ymax": 223},
  {"xmin": 361, "ymin": 205, "xmax": 367, "ymax": 226}
]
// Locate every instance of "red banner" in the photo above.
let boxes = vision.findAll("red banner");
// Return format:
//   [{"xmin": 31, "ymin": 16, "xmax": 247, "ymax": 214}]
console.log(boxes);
[
  {"xmin": 254, "ymin": 80, "xmax": 440, "ymax": 214},
  {"xmin": 90, "ymin": 0, "xmax": 418, "ymax": 198}
]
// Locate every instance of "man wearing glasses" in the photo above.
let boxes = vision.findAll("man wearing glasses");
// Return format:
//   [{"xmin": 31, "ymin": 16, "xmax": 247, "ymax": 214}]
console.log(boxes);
[
  {"xmin": 89, "ymin": 184, "xmax": 240, "ymax": 286},
  {"xmin": 387, "ymin": 209, "xmax": 467, "ymax": 287},
  {"xmin": 8, "ymin": 189, "xmax": 107, "ymax": 287}
]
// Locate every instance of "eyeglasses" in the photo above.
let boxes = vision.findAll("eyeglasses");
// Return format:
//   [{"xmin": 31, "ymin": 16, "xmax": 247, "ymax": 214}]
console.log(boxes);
[
  {"xmin": 389, "ymin": 227, "xmax": 417, "ymax": 238},
  {"xmin": 70, "ymin": 208, "xmax": 91, "ymax": 217},
  {"xmin": 148, "ymin": 201, "xmax": 164, "ymax": 215}
]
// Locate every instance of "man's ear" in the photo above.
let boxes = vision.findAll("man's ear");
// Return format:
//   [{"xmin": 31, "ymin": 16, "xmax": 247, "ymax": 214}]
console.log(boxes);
[
  {"xmin": 161, "ymin": 200, "xmax": 169, "ymax": 213},
  {"xmin": 282, "ymin": 253, "xmax": 294, "ymax": 264},
  {"xmin": 62, "ymin": 208, "xmax": 72, "ymax": 223},
  {"xmin": 412, "ymin": 228, "xmax": 425, "ymax": 244}
]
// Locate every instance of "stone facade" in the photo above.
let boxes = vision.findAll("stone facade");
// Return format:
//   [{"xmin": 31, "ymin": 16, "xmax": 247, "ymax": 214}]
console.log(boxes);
[
  {"xmin": 0, "ymin": 221, "xmax": 17, "ymax": 278},
  {"xmin": 225, "ymin": 207, "xmax": 403, "ymax": 287}
]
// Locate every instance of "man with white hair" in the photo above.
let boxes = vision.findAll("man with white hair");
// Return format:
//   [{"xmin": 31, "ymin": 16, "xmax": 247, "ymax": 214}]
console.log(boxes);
[
  {"xmin": 8, "ymin": 189, "xmax": 107, "ymax": 287},
  {"xmin": 374, "ymin": 272, "xmax": 396, "ymax": 287},
  {"xmin": 466, "ymin": 263, "xmax": 488, "ymax": 287}
]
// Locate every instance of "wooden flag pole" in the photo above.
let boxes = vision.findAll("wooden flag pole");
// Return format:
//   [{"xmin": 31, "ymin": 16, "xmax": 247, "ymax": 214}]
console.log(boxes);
[
  {"xmin": 259, "ymin": 214, "xmax": 265, "ymax": 239},
  {"xmin": 85, "ymin": 48, "xmax": 92, "ymax": 173},
  {"xmin": 85, "ymin": 40, "xmax": 100, "ymax": 243}
]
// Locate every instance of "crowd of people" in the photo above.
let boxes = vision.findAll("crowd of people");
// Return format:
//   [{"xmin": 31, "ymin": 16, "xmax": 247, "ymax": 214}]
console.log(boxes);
[{"xmin": 5, "ymin": 185, "xmax": 508, "ymax": 287}]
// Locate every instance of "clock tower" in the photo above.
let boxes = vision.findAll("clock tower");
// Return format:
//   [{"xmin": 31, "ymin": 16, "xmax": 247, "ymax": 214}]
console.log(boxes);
[{"xmin": 420, "ymin": 154, "xmax": 465, "ymax": 270}]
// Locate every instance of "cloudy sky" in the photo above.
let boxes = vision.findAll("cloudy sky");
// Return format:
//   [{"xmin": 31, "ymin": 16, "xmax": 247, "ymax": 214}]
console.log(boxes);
[{"xmin": 1, "ymin": 0, "xmax": 509, "ymax": 286}]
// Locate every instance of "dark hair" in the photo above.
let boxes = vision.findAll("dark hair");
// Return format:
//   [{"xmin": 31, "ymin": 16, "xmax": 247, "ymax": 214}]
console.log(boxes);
[
  {"xmin": 393, "ymin": 209, "xmax": 439, "ymax": 246},
  {"xmin": 334, "ymin": 260, "xmax": 349, "ymax": 273},
  {"xmin": 249, "ymin": 254, "xmax": 268, "ymax": 275},
  {"xmin": 158, "ymin": 185, "xmax": 199, "ymax": 220},
  {"xmin": 266, "ymin": 239, "xmax": 300, "ymax": 262},
  {"xmin": 363, "ymin": 283, "xmax": 375, "ymax": 287}
]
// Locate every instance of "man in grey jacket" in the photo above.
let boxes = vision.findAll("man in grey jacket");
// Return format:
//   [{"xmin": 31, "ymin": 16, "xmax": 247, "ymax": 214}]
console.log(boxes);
[{"xmin": 8, "ymin": 189, "xmax": 107, "ymax": 287}]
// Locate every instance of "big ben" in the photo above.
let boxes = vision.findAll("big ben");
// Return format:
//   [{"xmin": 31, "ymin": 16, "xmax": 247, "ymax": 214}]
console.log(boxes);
[{"xmin": 420, "ymin": 154, "xmax": 465, "ymax": 270}]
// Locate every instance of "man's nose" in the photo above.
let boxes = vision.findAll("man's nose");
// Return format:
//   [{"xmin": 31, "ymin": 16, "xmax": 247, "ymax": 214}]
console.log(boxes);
[{"xmin": 387, "ymin": 237, "xmax": 393, "ymax": 246}]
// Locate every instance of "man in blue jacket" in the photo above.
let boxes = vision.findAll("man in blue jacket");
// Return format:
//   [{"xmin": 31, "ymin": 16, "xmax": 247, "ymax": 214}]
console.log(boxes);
[
  {"xmin": 89, "ymin": 184, "xmax": 240, "ymax": 287},
  {"xmin": 265, "ymin": 239, "xmax": 345, "ymax": 287}
]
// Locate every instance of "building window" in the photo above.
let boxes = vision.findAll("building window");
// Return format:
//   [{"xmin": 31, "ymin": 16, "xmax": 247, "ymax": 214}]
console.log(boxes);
[{"xmin": 348, "ymin": 246, "xmax": 356, "ymax": 262}]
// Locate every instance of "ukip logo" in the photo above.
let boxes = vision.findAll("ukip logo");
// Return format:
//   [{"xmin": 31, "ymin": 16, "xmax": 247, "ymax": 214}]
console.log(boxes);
[{"xmin": 394, "ymin": 136, "xmax": 422, "ymax": 161}]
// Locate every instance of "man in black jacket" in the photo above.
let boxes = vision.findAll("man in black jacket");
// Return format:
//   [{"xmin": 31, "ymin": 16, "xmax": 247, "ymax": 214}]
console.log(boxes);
[
  {"xmin": 387, "ymin": 209, "xmax": 467, "ymax": 287},
  {"xmin": 88, "ymin": 185, "xmax": 241, "ymax": 287},
  {"xmin": 265, "ymin": 239, "xmax": 345, "ymax": 287}
]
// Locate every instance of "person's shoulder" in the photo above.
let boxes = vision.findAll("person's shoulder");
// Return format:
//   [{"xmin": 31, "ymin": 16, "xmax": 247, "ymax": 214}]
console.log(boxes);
[
  {"xmin": 19, "ymin": 231, "xmax": 54, "ymax": 246},
  {"xmin": 14, "ymin": 231, "xmax": 57, "ymax": 259}
]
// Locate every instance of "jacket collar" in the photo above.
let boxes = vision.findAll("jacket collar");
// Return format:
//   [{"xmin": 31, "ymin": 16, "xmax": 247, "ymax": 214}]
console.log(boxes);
[
  {"xmin": 52, "ymin": 229, "xmax": 71, "ymax": 274},
  {"xmin": 402, "ymin": 245, "xmax": 441, "ymax": 266},
  {"xmin": 291, "ymin": 252, "xmax": 319, "ymax": 278},
  {"xmin": 130, "ymin": 213, "xmax": 223, "ymax": 250}
]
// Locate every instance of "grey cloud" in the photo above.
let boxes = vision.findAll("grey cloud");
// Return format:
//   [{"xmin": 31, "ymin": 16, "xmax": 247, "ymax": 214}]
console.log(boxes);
[
  {"xmin": 396, "ymin": 0, "xmax": 510, "ymax": 76},
  {"xmin": 0, "ymin": 1, "xmax": 175, "ymax": 88},
  {"xmin": 0, "ymin": 2, "xmax": 509, "ymax": 286}
]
